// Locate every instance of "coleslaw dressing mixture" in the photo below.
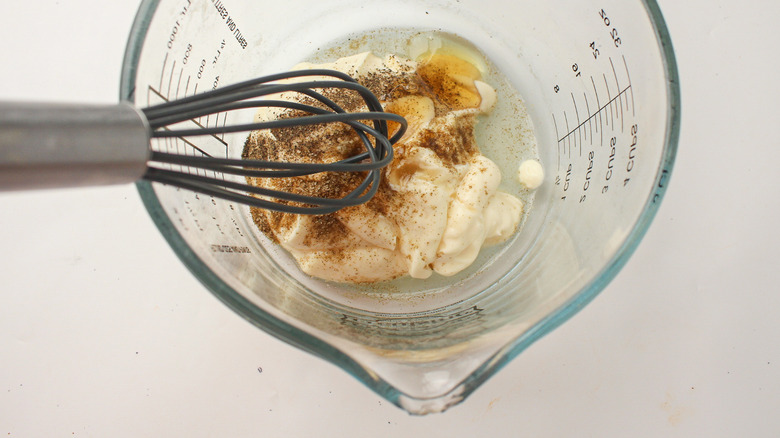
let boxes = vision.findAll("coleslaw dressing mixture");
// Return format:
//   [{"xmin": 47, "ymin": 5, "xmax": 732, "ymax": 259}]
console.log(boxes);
[{"xmin": 243, "ymin": 31, "xmax": 541, "ymax": 284}]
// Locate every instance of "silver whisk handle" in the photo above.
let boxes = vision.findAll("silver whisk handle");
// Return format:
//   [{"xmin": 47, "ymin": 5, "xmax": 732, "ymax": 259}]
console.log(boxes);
[{"xmin": 0, "ymin": 102, "xmax": 150, "ymax": 190}]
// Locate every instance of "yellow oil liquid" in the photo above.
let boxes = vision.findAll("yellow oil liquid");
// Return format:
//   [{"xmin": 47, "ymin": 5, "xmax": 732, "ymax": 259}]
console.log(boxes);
[{"xmin": 417, "ymin": 53, "xmax": 483, "ymax": 109}]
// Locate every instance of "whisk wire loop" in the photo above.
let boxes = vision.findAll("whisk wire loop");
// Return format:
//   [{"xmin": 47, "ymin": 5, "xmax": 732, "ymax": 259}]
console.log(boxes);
[{"xmin": 140, "ymin": 69, "xmax": 406, "ymax": 214}]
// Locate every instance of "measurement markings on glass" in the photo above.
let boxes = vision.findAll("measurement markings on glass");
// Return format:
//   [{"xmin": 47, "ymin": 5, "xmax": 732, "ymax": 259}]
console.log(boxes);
[
  {"xmin": 146, "ymin": 0, "xmax": 243, "ymax": 229},
  {"xmin": 563, "ymin": 111, "xmax": 571, "ymax": 159},
  {"xmin": 609, "ymin": 57, "xmax": 624, "ymax": 132},
  {"xmin": 147, "ymin": 86, "xmax": 228, "ymax": 148},
  {"xmin": 159, "ymin": 52, "xmax": 168, "ymax": 92},
  {"xmin": 583, "ymin": 91, "xmax": 593, "ymax": 146},
  {"xmin": 557, "ymin": 83, "xmax": 631, "ymax": 146},
  {"xmin": 621, "ymin": 54, "xmax": 635, "ymax": 117},
  {"xmin": 590, "ymin": 76, "xmax": 603, "ymax": 146},
  {"xmin": 147, "ymin": 58, "xmax": 230, "ymax": 164},
  {"xmin": 551, "ymin": 53, "xmax": 636, "ymax": 203},
  {"xmin": 571, "ymin": 92, "xmax": 582, "ymax": 156},
  {"xmin": 603, "ymin": 74, "xmax": 614, "ymax": 128},
  {"xmin": 552, "ymin": 57, "xmax": 633, "ymax": 159}
]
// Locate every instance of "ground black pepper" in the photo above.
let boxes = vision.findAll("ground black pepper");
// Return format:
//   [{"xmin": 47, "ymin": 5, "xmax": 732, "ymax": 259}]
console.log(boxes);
[{"xmin": 242, "ymin": 51, "xmax": 490, "ymax": 282}]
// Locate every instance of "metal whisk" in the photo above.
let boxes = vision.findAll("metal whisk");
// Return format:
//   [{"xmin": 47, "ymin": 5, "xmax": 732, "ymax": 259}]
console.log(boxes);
[{"xmin": 0, "ymin": 70, "xmax": 407, "ymax": 214}]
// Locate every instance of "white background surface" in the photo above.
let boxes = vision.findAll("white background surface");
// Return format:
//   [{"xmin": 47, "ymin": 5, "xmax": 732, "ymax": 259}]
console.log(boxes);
[{"xmin": 1, "ymin": 1, "xmax": 779, "ymax": 436}]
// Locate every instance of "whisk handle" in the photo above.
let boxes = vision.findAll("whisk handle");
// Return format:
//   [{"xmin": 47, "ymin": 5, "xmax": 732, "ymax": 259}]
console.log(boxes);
[{"xmin": 0, "ymin": 102, "xmax": 150, "ymax": 190}]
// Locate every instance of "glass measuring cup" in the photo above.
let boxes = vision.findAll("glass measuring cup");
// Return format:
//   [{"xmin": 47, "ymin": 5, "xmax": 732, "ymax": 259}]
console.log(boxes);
[{"xmin": 122, "ymin": 0, "xmax": 679, "ymax": 414}]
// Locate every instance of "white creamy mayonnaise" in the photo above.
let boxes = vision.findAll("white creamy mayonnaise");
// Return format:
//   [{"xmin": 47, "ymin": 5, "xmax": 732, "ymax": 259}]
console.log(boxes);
[{"xmin": 246, "ymin": 50, "xmax": 535, "ymax": 283}]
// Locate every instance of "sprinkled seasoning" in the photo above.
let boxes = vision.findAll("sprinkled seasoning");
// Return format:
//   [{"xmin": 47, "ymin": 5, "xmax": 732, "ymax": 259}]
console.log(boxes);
[{"xmin": 242, "ymin": 46, "xmax": 530, "ymax": 284}]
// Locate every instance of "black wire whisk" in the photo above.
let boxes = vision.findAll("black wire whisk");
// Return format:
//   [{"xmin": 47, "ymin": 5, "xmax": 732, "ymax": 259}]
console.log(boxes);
[
  {"xmin": 0, "ymin": 70, "xmax": 407, "ymax": 215},
  {"xmin": 142, "ymin": 69, "xmax": 407, "ymax": 214}
]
